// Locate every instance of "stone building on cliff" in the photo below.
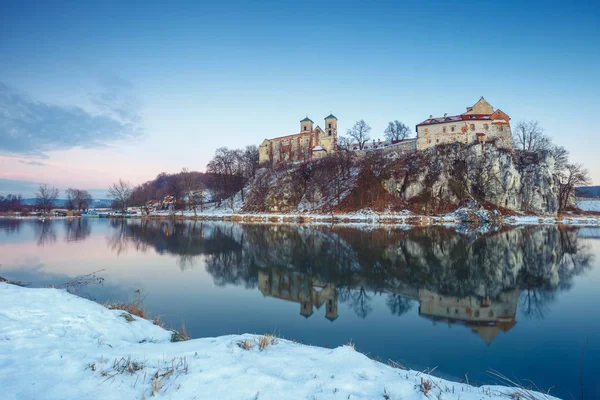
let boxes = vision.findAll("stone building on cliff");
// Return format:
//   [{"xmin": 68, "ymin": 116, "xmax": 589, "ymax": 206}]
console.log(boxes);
[
  {"xmin": 258, "ymin": 115, "xmax": 338, "ymax": 165},
  {"xmin": 415, "ymin": 97, "xmax": 513, "ymax": 151}
]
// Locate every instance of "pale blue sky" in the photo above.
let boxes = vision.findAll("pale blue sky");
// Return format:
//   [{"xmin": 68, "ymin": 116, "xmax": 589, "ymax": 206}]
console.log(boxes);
[{"xmin": 1, "ymin": 0, "xmax": 598, "ymax": 196}]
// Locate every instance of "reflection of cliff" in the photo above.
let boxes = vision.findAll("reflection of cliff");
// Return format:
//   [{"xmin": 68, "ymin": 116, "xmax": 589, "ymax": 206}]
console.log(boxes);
[{"xmin": 106, "ymin": 221, "xmax": 592, "ymax": 328}]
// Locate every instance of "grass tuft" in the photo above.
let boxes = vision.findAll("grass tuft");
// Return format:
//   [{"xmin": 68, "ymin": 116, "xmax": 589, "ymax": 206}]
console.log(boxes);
[
  {"xmin": 120, "ymin": 312, "xmax": 135, "ymax": 322},
  {"xmin": 419, "ymin": 377, "xmax": 433, "ymax": 395},
  {"xmin": 171, "ymin": 322, "xmax": 190, "ymax": 342},
  {"xmin": 238, "ymin": 339, "xmax": 254, "ymax": 350},
  {"xmin": 106, "ymin": 290, "xmax": 147, "ymax": 319},
  {"xmin": 258, "ymin": 334, "xmax": 276, "ymax": 351}
]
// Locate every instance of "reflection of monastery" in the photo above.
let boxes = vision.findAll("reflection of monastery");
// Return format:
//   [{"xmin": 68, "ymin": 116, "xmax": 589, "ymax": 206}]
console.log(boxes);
[
  {"xmin": 258, "ymin": 270, "xmax": 338, "ymax": 321},
  {"xmin": 418, "ymin": 288, "xmax": 518, "ymax": 344},
  {"xmin": 257, "ymin": 269, "xmax": 518, "ymax": 344}
]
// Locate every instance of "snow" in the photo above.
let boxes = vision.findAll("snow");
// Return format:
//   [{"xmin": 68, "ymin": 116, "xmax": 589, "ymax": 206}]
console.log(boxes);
[
  {"xmin": 577, "ymin": 198, "xmax": 600, "ymax": 212},
  {"xmin": 0, "ymin": 283, "xmax": 555, "ymax": 400}
]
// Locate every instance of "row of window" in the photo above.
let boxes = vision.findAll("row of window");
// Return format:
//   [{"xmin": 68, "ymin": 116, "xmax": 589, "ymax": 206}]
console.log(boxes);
[{"xmin": 424, "ymin": 123, "xmax": 503, "ymax": 135}]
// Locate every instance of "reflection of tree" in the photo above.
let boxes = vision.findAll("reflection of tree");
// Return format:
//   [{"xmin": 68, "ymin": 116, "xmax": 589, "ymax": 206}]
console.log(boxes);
[
  {"xmin": 104, "ymin": 220, "xmax": 593, "ymax": 321},
  {"xmin": 64, "ymin": 219, "xmax": 91, "ymax": 242},
  {"xmin": 519, "ymin": 289, "xmax": 555, "ymax": 320},
  {"xmin": 386, "ymin": 294, "xmax": 413, "ymax": 317},
  {"xmin": 0, "ymin": 219, "xmax": 22, "ymax": 235},
  {"xmin": 34, "ymin": 220, "xmax": 56, "ymax": 246}
]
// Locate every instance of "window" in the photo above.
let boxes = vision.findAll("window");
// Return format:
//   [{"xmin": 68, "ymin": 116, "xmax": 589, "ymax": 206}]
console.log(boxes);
[
  {"xmin": 499, "ymin": 126, "xmax": 504, "ymax": 131},
  {"xmin": 470, "ymin": 124, "xmax": 475, "ymax": 131},
  {"xmin": 424, "ymin": 128, "xmax": 429, "ymax": 135},
  {"xmin": 328, "ymin": 130, "xmax": 332, "ymax": 136},
  {"xmin": 436, "ymin": 138, "xmax": 439, "ymax": 143},
  {"xmin": 484, "ymin": 124, "xmax": 489, "ymax": 130},
  {"xmin": 303, "ymin": 125, "xmax": 307, "ymax": 131},
  {"xmin": 328, "ymin": 123, "xmax": 332, "ymax": 128},
  {"xmin": 443, "ymin": 127, "xmax": 447, "ymax": 133},
  {"xmin": 451, "ymin": 126, "xmax": 455, "ymax": 132}
]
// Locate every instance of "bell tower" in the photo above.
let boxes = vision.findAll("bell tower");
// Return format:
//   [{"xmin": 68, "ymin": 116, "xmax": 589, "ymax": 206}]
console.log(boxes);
[
  {"xmin": 324, "ymin": 114, "xmax": 337, "ymax": 137},
  {"xmin": 300, "ymin": 117, "xmax": 314, "ymax": 132}
]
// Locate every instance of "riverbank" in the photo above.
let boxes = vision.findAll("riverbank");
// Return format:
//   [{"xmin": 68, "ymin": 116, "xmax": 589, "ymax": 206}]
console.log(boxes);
[
  {"xmin": 3, "ymin": 209, "xmax": 600, "ymax": 226},
  {"xmin": 0, "ymin": 283, "xmax": 555, "ymax": 400}
]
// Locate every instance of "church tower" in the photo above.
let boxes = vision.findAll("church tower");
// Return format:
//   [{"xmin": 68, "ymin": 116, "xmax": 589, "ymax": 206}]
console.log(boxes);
[
  {"xmin": 321, "ymin": 114, "xmax": 338, "ymax": 152},
  {"xmin": 300, "ymin": 117, "xmax": 314, "ymax": 132},
  {"xmin": 324, "ymin": 114, "xmax": 337, "ymax": 137}
]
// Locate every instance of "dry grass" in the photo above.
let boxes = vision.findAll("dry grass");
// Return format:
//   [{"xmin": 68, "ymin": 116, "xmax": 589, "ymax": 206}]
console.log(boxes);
[
  {"xmin": 419, "ymin": 377, "xmax": 433, "ymax": 395},
  {"xmin": 487, "ymin": 369, "xmax": 551, "ymax": 400},
  {"xmin": 153, "ymin": 315, "xmax": 165, "ymax": 328},
  {"xmin": 238, "ymin": 339, "xmax": 254, "ymax": 350},
  {"xmin": 346, "ymin": 340, "xmax": 355, "ymax": 350},
  {"xmin": 258, "ymin": 334, "xmax": 276, "ymax": 351},
  {"xmin": 120, "ymin": 312, "xmax": 135, "ymax": 322},
  {"xmin": 171, "ymin": 322, "xmax": 190, "ymax": 342},
  {"xmin": 105, "ymin": 290, "xmax": 147, "ymax": 319}
]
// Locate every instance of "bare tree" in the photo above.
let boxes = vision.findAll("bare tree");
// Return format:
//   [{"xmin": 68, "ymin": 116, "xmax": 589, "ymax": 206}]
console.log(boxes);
[
  {"xmin": 66, "ymin": 188, "xmax": 93, "ymax": 211},
  {"xmin": 513, "ymin": 120, "xmax": 551, "ymax": 152},
  {"xmin": 0, "ymin": 194, "xmax": 24, "ymax": 212},
  {"xmin": 243, "ymin": 145, "xmax": 260, "ymax": 179},
  {"xmin": 557, "ymin": 163, "xmax": 591, "ymax": 211},
  {"xmin": 65, "ymin": 188, "xmax": 76, "ymax": 210},
  {"xmin": 383, "ymin": 120, "xmax": 411, "ymax": 142},
  {"xmin": 346, "ymin": 120, "xmax": 371, "ymax": 150},
  {"xmin": 130, "ymin": 182, "xmax": 154, "ymax": 215},
  {"xmin": 181, "ymin": 167, "xmax": 204, "ymax": 216},
  {"xmin": 108, "ymin": 179, "xmax": 133, "ymax": 212},
  {"xmin": 36, "ymin": 184, "xmax": 59, "ymax": 212}
]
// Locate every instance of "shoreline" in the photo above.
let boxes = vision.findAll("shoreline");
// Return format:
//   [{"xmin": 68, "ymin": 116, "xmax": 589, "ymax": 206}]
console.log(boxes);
[
  {"xmin": 3, "ymin": 210, "xmax": 600, "ymax": 226},
  {"xmin": 0, "ymin": 283, "xmax": 556, "ymax": 400}
]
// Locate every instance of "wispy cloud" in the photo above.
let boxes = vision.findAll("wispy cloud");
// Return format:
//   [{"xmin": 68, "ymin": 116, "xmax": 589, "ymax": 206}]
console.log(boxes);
[
  {"xmin": 0, "ymin": 80, "xmax": 142, "ymax": 156},
  {"xmin": 19, "ymin": 160, "xmax": 46, "ymax": 166}
]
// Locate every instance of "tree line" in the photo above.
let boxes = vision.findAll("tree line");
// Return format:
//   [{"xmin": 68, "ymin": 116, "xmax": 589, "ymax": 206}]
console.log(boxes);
[
  {"xmin": 107, "ymin": 145, "xmax": 260, "ymax": 213},
  {"xmin": 0, "ymin": 185, "xmax": 94, "ymax": 213}
]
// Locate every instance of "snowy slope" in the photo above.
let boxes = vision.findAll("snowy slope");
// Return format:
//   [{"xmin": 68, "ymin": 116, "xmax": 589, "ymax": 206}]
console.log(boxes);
[
  {"xmin": 577, "ymin": 199, "xmax": 600, "ymax": 212},
  {"xmin": 0, "ymin": 284, "xmax": 556, "ymax": 400}
]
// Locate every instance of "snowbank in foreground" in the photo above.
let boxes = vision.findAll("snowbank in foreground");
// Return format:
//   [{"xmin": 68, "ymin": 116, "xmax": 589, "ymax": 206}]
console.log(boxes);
[{"xmin": 0, "ymin": 284, "xmax": 556, "ymax": 400}]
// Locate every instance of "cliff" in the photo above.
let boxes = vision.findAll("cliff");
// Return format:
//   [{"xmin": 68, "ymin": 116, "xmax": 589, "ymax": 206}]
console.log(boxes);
[{"xmin": 234, "ymin": 143, "xmax": 559, "ymax": 215}]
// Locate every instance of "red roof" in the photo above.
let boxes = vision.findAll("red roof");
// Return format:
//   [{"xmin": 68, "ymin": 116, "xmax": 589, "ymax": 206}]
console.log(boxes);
[
  {"xmin": 417, "ymin": 109, "xmax": 510, "ymax": 127},
  {"xmin": 417, "ymin": 114, "xmax": 492, "ymax": 127}
]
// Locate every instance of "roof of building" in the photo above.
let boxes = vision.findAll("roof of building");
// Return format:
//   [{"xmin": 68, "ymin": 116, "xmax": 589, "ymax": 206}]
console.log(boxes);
[
  {"xmin": 324, "ymin": 114, "xmax": 337, "ymax": 120},
  {"xmin": 416, "ymin": 98, "xmax": 510, "ymax": 127},
  {"xmin": 300, "ymin": 117, "xmax": 314, "ymax": 123}
]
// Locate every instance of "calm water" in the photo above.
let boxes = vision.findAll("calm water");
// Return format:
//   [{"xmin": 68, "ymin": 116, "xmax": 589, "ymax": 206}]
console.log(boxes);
[{"xmin": 1, "ymin": 218, "xmax": 599, "ymax": 398}]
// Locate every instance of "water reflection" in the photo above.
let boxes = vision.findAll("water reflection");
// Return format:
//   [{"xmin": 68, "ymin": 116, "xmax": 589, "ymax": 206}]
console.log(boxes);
[
  {"xmin": 34, "ymin": 220, "xmax": 57, "ymax": 246},
  {"xmin": 64, "ymin": 219, "xmax": 92, "ymax": 243},
  {"xmin": 106, "ymin": 220, "xmax": 593, "ymax": 342}
]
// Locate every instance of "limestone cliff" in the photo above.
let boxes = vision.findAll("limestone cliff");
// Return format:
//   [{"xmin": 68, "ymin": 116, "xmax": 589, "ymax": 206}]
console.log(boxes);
[{"xmin": 238, "ymin": 143, "xmax": 559, "ymax": 215}]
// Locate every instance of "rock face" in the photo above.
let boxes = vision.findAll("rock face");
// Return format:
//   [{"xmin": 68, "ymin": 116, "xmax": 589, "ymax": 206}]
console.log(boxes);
[
  {"xmin": 239, "ymin": 143, "xmax": 559, "ymax": 215},
  {"xmin": 383, "ymin": 144, "xmax": 559, "ymax": 215}
]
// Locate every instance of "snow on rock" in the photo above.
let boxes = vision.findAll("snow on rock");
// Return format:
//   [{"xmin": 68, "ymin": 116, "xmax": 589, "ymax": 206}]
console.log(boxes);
[
  {"xmin": 577, "ymin": 199, "xmax": 600, "ymax": 212},
  {"xmin": 0, "ymin": 283, "xmax": 555, "ymax": 400}
]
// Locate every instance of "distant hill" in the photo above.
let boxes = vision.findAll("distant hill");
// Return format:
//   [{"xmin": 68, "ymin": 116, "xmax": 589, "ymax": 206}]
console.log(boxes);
[
  {"xmin": 575, "ymin": 186, "xmax": 600, "ymax": 198},
  {"xmin": 21, "ymin": 198, "xmax": 112, "ymax": 208}
]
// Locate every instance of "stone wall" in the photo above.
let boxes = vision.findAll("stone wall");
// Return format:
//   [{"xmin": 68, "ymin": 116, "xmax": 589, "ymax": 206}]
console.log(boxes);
[{"xmin": 416, "ymin": 119, "xmax": 513, "ymax": 151}]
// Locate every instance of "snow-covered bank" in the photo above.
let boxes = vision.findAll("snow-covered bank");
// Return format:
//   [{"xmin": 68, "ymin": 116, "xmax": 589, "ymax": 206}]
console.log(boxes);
[
  {"xmin": 146, "ymin": 208, "xmax": 600, "ymax": 227},
  {"xmin": 576, "ymin": 198, "xmax": 600, "ymax": 212},
  {"xmin": 0, "ymin": 284, "xmax": 556, "ymax": 400}
]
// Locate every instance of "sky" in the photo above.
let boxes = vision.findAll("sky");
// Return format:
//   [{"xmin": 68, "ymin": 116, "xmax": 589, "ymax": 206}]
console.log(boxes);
[{"xmin": 1, "ymin": 0, "xmax": 599, "ymax": 198}]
